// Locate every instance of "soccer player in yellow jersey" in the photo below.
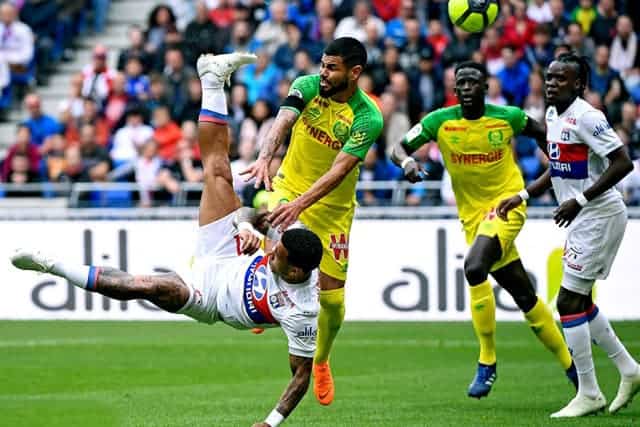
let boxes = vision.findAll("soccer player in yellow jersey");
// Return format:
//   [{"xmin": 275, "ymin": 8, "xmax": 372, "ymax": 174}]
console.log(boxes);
[
  {"xmin": 392, "ymin": 61, "xmax": 578, "ymax": 398},
  {"xmin": 242, "ymin": 37, "xmax": 383, "ymax": 405}
]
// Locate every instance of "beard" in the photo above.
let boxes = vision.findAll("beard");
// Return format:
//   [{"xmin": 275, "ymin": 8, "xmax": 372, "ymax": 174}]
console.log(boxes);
[{"xmin": 319, "ymin": 78, "xmax": 349, "ymax": 98}]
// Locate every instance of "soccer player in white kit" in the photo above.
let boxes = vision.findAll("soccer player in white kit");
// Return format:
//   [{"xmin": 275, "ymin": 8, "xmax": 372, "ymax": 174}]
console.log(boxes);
[
  {"xmin": 11, "ymin": 53, "xmax": 324, "ymax": 427},
  {"xmin": 498, "ymin": 53, "xmax": 640, "ymax": 418}
]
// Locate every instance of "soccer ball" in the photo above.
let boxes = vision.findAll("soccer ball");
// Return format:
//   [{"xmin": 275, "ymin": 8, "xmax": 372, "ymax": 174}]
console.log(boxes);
[{"xmin": 448, "ymin": 0, "xmax": 499, "ymax": 33}]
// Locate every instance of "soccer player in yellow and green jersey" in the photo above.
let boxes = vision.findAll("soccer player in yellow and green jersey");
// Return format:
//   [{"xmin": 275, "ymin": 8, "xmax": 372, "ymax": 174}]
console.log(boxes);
[
  {"xmin": 392, "ymin": 61, "xmax": 577, "ymax": 399},
  {"xmin": 241, "ymin": 37, "xmax": 383, "ymax": 406}
]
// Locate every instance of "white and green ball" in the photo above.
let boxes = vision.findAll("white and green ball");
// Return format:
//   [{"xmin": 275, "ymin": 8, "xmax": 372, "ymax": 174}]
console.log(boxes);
[{"xmin": 448, "ymin": 0, "xmax": 499, "ymax": 33}]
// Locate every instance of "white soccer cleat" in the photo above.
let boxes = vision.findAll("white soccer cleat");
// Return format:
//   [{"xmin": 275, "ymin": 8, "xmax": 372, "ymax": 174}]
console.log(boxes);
[
  {"xmin": 609, "ymin": 365, "xmax": 640, "ymax": 414},
  {"xmin": 10, "ymin": 249, "xmax": 55, "ymax": 274},
  {"xmin": 197, "ymin": 52, "xmax": 257, "ymax": 88},
  {"xmin": 550, "ymin": 393, "xmax": 606, "ymax": 418}
]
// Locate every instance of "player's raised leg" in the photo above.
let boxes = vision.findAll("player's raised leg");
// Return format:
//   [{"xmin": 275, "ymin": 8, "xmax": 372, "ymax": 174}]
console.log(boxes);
[
  {"xmin": 196, "ymin": 52, "xmax": 256, "ymax": 226},
  {"xmin": 11, "ymin": 249, "xmax": 190, "ymax": 312}
]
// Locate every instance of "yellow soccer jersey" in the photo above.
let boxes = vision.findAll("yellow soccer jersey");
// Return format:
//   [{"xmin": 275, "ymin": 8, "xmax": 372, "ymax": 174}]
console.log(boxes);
[
  {"xmin": 404, "ymin": 104, "xmax": 528, "ymax": 225},
  {"xmin": 277, "ymin": 74, "xmax": 383, "ymax": 208}
]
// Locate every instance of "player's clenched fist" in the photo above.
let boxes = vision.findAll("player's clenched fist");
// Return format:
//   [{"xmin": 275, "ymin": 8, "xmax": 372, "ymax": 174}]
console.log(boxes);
[
  {"xmin": 401, "ymin": 158, "xmax": 427, "ymax": 183},
  {"xmin": 238, "ymin": 229, "xmax": 262, "ymax": 255},
  {"xmin": 496, "ymin": 195, "xmax": 524, "ymax": 221}
]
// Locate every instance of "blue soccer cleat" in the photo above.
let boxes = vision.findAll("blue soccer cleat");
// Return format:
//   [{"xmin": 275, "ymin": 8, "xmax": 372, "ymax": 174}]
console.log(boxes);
[
  {"xmin": 468, "ymin": 363, "xmax": 497, "ymax": 398},
  {"xmin": 566, "ymin": 361, "xmax": 579, "ymax": 390}
]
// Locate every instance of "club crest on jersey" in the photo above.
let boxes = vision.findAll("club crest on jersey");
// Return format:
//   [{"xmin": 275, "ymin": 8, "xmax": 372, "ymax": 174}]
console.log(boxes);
[
  {"xmin": 305, "ymin": 106, "xmax": 321, "ymax": 121},
  {"xmin": 561, "ymin": 129, "xmax": 571, "ymax": 141},
  {"xmin": 487, "ymin": 129, "xmax": 504, "ymax": 148},
  {"xmin": 333, "ymin": 121, "xmax": 350, "ymax": 143},
  {"xmin": 548, "ymin": 142, "xmax": 560, "ymax": 160},
  {"xmin": 329, "ymin": 233, "xmax": 349, "ymax": 260},
  {"xmin": 546, "ymin": 109, "xmax": 556, "ymax": 122}
]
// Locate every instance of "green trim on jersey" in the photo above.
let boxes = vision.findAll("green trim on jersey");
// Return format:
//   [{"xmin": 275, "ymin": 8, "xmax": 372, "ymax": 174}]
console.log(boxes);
[{"xmin": 342, "ymin": 89, "xmax": 383, "ymax": 160}]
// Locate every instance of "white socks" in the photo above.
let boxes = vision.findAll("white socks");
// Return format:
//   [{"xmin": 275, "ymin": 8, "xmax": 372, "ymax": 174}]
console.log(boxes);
[
  {"xmin": 50, "ymin": 262, "xmax": 95, "ymax": 290},
  {"xmin": 201, "ymin": 86, "xmax": 228, "ymax": 116},
  {"xmin": 562, "ymin": 319, "xmax": 601, "ymax": 399},
  {"xmin": 589, "ymin": 307, "xmax": 639, "ymax": 378}
]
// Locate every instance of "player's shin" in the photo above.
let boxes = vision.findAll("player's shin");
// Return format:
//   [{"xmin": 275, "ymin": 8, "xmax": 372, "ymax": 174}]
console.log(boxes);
[
  {"xmin": 525, "ymin": 297, "xmax": 573, "ymax": 370},
  {"xmin": 561, "ymin": 312, "xmax": 601, "ymax": 398},
  {"xmin": 315, "ymin": 287, "xmax": 345, "ymax": 364},
  {"xmin": 469, "ymin": 281, "xmax": 496, "ymax": 365},
  {"xmin": 587, "ymin": 305, "xmax": 639, "ymax": 377}
]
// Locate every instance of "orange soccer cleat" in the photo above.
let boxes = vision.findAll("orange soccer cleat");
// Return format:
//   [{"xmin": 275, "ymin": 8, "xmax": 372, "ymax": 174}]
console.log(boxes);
[
  {"xmin": 313, "ymin": 361, "xmax": 335, "ymax": 405},
  {"xmin": 250, "ymin": 328, "xmax": 265, "ymax": 334}
]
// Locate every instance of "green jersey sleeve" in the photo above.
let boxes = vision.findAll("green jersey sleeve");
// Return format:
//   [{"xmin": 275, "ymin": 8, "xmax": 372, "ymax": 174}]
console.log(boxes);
[
  {"xmin": 281, "ymin": 74, "xmax": 319, "ymax": 114},
  {"xmin": 341, "ymin": 106, "xmax": 383, "ymax": 160},
  {"xmin": 503, "ymin": 106, "xmax": 528, "ymax": 135},
  {"xmin": 403, "ymin": 110, "xmax": 444, "ymax": 151}
]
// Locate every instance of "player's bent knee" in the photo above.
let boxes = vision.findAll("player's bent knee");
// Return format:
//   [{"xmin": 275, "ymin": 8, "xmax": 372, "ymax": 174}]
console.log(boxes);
[
  {"xmin": 556, "ymin": 288, "xmax": 585, "ymax": 315},
  {"xmin": 464, "ymin": 259, "xmax": 489, "ymax": 286},
  {"xmin": 151, "ymin": 272, "xmax": 190, "ymax": 313},
  {"xmin": 203, "ymin": 156, "xmax": 233, "ymax": 183}
]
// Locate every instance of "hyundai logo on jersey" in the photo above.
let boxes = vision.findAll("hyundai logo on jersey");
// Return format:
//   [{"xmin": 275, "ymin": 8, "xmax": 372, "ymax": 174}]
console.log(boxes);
[
  {"xmin": 243, "ymin": 256, "xmax": 277, "ymax": 324},
  {"xmin": 548, "ymin": 142, "xmax": 589, "ymax": 179}
]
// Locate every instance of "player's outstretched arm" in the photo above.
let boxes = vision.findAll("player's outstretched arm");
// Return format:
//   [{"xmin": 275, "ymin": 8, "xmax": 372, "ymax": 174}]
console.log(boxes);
[
  {"xmin": 254, "ymin": 355, "xmax": 312, "ymax": 427},
  {"xmin": 520, "ymin": 115, "xmax": 548, "ymax": 156},
  {"xmin": 241, "ymin": 108, "xmax": 299, "ymax": 191},
  {"xmin": 391, "ymin": 141, "xmax": 426, "ymax": 183},
  {"xmin": 268, "ymin": 151, "xmax": 360, "ymax": 231},
  {"xmin": 497, "ymin": 169, "xmax": 552, "ymax": 221}
]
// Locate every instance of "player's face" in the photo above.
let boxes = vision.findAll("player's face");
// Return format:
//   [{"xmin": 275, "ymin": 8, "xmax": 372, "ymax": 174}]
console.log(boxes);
[
  {"xmin": 268, "ymin": 241, "xmax": 306, "ymax": 283},
  {"xmin": 319, "ymin": 55, "xmax": 350, "ymax": 97},
  {"xmin": 454, "ymin": 68, "xmax": 486, "ymax": 109},
  {"xmin": 545, "ymin": 61, "xmax": 580, "ymax": 106}
]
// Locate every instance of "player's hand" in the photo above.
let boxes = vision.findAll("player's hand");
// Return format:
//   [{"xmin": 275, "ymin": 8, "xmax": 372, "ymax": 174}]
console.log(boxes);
[
  {"xmin": 403, "ymin": 160, "xmax": 427, "ymax": 183},
  {"xmin": 496, "ymin": 195, "xmax": 523, "ymax": 221},
  {"xmin": 251, "ymin": 423, "xmax": 270, "ymax": 427},
  {"xmin": 553, "ymin": 199, "xmax": 582, "ymax": 228},
  {"xmin": 254, "ymin": 208, "xmax": 271, "ymax": 235},
  {"xmin": 238, "ymin": 229, "xmax": 262, "ymax": 255},
  {"xmin": 240, "ymin": 158, "xmax": 273, "ymax": 191},
  {"xmin": 268, "ymin": 200, "xmax": 303, "ymax": 232}
]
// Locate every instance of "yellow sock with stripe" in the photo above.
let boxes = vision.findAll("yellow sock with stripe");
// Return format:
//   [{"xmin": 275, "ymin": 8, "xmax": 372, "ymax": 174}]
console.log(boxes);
[
  {"xmin": 469, "ymin": 281, "xmax": 497, "ymax": 365},
  {"xmin": 525, "ymin": 297, "xmax": 573, "ymax": 370},
  {"xmin": 315, "ymin": 287, "xmax": 345, "ymax": 364}
]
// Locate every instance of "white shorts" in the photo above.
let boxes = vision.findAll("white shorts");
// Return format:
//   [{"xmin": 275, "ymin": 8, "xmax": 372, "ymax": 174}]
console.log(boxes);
[
  {"xmin": 563, "ymin": 211, "xmax": 627, "ymax": 284},
  {"xmin": 178, "ymin": 212, "xmax": 240, "ymax": 324}
]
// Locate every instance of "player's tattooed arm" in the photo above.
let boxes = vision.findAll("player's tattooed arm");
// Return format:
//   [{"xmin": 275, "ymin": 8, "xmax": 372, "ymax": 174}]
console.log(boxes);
[
  {"xmin": 276, "ymin": 355, "xmax": 313, "ymax": 418},
  {"xmin": 521, "ymin": 116, "xmax": 548, "ymax": 155},
  {"xmin": 241, "ymin": 108, "xmax": 298, "ymax": 191}
]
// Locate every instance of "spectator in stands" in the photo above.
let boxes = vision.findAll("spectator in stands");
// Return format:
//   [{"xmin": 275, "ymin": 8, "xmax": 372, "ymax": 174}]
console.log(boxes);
[
  {"xmin": 58, "ymin": 73, "xmax": 85, "ymax": 120},
  {"xmin": 591, "ymin": 45, "xmax": 625, "ymax": 117},
  {"xmin": 308, "ymin": 0, "xmax": 334, "ymax": 41},
  {"xmin": 92, "ymin": 0, "xmax": 111, "ymax": 34},
  {"xmin": 316, "ymin": 16, "xmax": 337, "ymax": 55},
  {"xmin": 523, "ymin": 71, "xmax": 546, "ymax": 123},
  {"xmin": 362, "ymin": 20, "xmax": 383, "ymax": 68},
  {"xmin": 441, "ymin": 26, "xmax": 478, "ymax": 70},
  {"xmin": 426, "ymin": 19, "xmax": 448, "ymax": 64},
  {"xmin": 527, "ymin": 0, "xmax": 553, "ymax": 24},
  {"xmin": 43, "ymin": 133, "xmax": 69, "ymax": 182},
  {"xmin": 228, "ymin": 83, "xmax": 249, "ymax": 143},
  {"xmin": 497, "ymin": 45, "xmax": 531, "ymax": 107},
  {"xmin": 334, "ymin": 0, "xmax": 385, "ymax": 43},
  {"xmin": 287, "ymin": 50, "xmax": 317, "ymax": 82},
  {"xmin": 117, "ymin": 25, "xmax": 152, "ymax": 73},
  {"xmin": 110, "ymin": 105, "xmax": 153, "ymax": 166},
  {"xmin": 565, "ymin": 21, "xmax": 595, "ymax": 59},
  {"xmin": 65, "ymin": 98, "xmax": 111, "ymax": 148},
  {"xmin": 124, "ymin": 56, "xmax": 150, "ymax": 101},
  {"xmin": 231, "ymin": 138, "xmax": 257, "ymax": 197},
  {"xmin": 225, "ymin": 20, "xmax": 253, "ymax": 54},
  {"xmin": 183, "ymin": 1, "xmax": 226, "ymax": 67},
  {"xmin": 481, "ymin": 27, "xmax": 505, "ymax": 76},
  {"xmin": 174, "ymin": 121, "xmax": 203, "ymax": 184},
  {"xmin": 372, "ymin": 0, "xmax": 401, "ymax": 22},
  {"xmin": 163, "ymin": 47, "xmax": 196, "ymax": 120},
  {"xmin": 525, "ymin": 23, "xmax": 555, "ymax": 71},
  {"xmin": 1, "ymin": 124, "xmax": 39, "ymax": 182},
  {"xmin": 416, "ymin": 48, "xmax": 441, "ymax": 113},
  {"xmin": 590, "ymin": 0, "xmax": 618, "ymax": 46},
  {"xmin": 379, "ymin": 92, "xmax": 410, "ymax": 159},
  {"xmin": 76, "ymin": 123, "xmax": 111, "ymax": 182},
  {"xmin": 103, "ymin": 72, "xmax": 129, "ymax": 129},
  {"xmin": 146, "ymin": 5, "xmax": 177, "ymax": 54},
  {"xmin": 610, "ymin": 15, "xmax": 638, "ymax": 76},
  {"xmin": 240, "ymin": 99, "xmax": 274, "ymax": 151},
  {"xmin": 178, "ymin": 76, "xmax": 202, "ymax": 124},
  {"xmin": 80, "ymin": 44, "xmax": 115, "ymax": 106},
  {"xmin": 0, "ymin": 1, "xmax": 34, "ymax": 91},
  {"xmin": 358, "ymin": 144, "xmax": 401, "ymax": 205},
  {"xmin": 398, "ymin": 18, "xmax": 430, "ymax": 75},
  {"xmin": 274, "ymin": 21, "xmax": 305, "ymax": 72},
  {"xmin": 486, "ymin": 76, "xmax": 507, "ymax": 106},
  {"xmin": 152, "ymin": 104, "xmax": 182, "ymax": 162},
  {"xmin": 144, "ymin": 74, "xmax": 169, "ymax": 115},
  {"xmin": 502, "ymin": 0, "xmax": 537, "ymax": 54},
  {"xmin": 168, "ymin": 0, "xmax": 195, "ymax": 32},
  {"xmin": 442, "ymin": 66, "xmax": 458, "ymax": 107},
  {"xmin": 388, "ymin": 70, "xmax": 422, "ymax": 123},
  {"xmin": 209, "ymin": 0, "xmax": 236, "ymax": 29},
  {"xmin": 238, "ymin": 49, "xmax": 281, "ymax": 106},
  {"xmin": 571, "ymin": 0, "xmax": 597, "ymax": 35},
  {"xmin": 371, "ymin": 45, "xmax": 401, "ymax": 94},
  {"xmin": 135, "ymin": 139, "xmax": 180, "ymax": 207},
  {"xmin": 385, "ymin": 0, "xmax": 418, "ymax": 48},
  {"xmin": 549, "ymin": 0, "xmax": 571, "ymax": 44},
  {"xmin": 253, "ymin": 0, "xmax": 288, "ymax": 55},
  {"xmin": 22, "ymin": 93, "xmax": 62, "ymax": 147}
]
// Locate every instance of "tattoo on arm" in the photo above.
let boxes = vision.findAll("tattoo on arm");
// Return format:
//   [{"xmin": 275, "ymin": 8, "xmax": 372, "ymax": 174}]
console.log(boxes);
[
  {"xmin": 276, "ymin": 355, "xmax": 312, "ymax": 417},
  {"xmin": 258, "ymin": 109, "xmax": 298, "ymax": 161},
  {"xmin": 232, "ymin": 207, "xmax": 257, "ymax": 228}
]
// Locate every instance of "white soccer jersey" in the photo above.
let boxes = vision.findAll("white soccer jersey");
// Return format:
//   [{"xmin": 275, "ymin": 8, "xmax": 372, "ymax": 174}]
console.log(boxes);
[
  {"xmin": 545, "ymin": 97, "xmax": 626, "ymax": 219},
  {"xmin": 215, "ymin": 252, "xmax": 319, "ymax": 358}
]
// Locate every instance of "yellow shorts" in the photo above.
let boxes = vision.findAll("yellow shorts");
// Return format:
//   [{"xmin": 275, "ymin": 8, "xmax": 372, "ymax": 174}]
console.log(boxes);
[
  {"xmin": 463, "ymin": 203, "xmax": 527, "ymax": 272},
  {"xmin": 268, "ymin": 181, "xmax": 354, "ymax": 281}
]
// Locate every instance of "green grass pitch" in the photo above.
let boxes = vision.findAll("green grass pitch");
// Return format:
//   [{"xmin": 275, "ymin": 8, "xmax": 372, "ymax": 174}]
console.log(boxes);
[{"xmin": 1, "ymin": 321, "xmax": 639, "ymax": 426}]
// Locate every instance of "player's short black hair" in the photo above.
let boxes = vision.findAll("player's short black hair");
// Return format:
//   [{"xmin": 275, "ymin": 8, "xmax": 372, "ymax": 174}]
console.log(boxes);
[
  {"xmin": 324, "ymin": 37, "xmax": 368, "ymax": 68},
  {"xmin": 281, "ymin": 228, "xmax": 323, "ymax": 274},
  {"xmin": 454, "ymin": 61, "xmax": 488, "ymax": 80},
  {"xmin": 555, "ymin": 52, "xmax": 591, "ymax": 96}
]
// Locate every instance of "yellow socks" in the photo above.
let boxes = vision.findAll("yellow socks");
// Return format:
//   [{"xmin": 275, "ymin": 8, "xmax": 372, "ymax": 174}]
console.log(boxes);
[
  {"xmin": 525, "ymin": 297, "xmax": 573, "ymax": 370},
  {"xmin": 315, "ymin": 287, "xmax": 345, "ymax": 364},
  {"xmin": 469, "ymin": 281, "xmax": 497, "ymax": 365}
]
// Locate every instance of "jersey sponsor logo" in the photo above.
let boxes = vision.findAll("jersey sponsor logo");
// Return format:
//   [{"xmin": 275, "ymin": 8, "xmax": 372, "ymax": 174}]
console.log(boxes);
[
  {"xmin": 295, "ymin": 325, "xmax": 317, "ymax": 339},
  {"xmin": 487, "ymin": 130, "xmax": 504, "ymax": 148},
  {"xmin": 592, "ymin": 121, "xmax": 612, "ymax": 137},
  {"xmin": 406, "ymin": 123, "xmax": 423, "ymax": 142},
  {"xmin": 302, "ymin": 117, "xmax": 344, "ymax": 150},
  {"xmin": 333, "ymin": 121, "xmax": 350, "ymax": 143},
  {"xmin": 449, "ymin": 150, "xmax": 504, "ymax": 165},
  {"xmin": 444, "ymin": 126, "xmax": 467, "ymax": 131},
  {"xmin": 485, "ymin": 124, "xmax": 509, "ymax": 130},
  {"xmin": 243, "ymin": 256, "xmax": 277, "ymax": 324},
  {"xmin": 329, "ymin": 233, "xmax": 349, "ymax": 260},
  {"xmin": 547, "ymin": 142, "xmax": 588, "ymax": 179}
]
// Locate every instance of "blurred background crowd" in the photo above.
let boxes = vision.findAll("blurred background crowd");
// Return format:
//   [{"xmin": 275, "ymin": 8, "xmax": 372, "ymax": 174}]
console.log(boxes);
[{"xmin": 2, "ymin": 0, "xmax": 640, "ymax": 208}]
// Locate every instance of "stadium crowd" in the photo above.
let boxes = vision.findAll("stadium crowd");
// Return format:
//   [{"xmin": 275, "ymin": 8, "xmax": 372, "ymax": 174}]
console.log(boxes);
[{"xmin": 2, "ymin": 0, "xmax": 640, "ymax": 208}]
